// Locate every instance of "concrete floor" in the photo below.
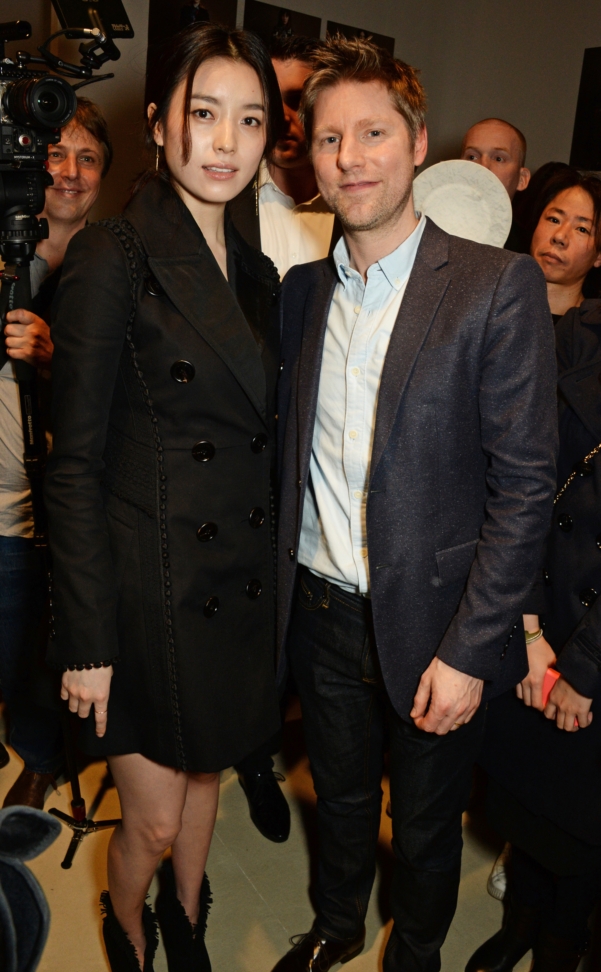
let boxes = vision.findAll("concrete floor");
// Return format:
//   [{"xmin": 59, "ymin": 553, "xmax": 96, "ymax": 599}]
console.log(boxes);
[{"xmin": 2, "ymin": 703, "xmax": 589, "ymax": 972}]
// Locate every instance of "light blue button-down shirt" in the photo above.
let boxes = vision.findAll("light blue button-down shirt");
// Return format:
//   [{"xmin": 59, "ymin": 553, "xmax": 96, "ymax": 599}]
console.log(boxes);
[{"xmin": 297, "ymin": 215, "xmax": 427, "ymax": 594}]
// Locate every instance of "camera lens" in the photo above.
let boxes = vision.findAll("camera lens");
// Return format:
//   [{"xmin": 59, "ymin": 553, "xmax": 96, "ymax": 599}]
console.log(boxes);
[{"xmin": 4, "ymin": 76, "xmax": 76, "ymax": 131}]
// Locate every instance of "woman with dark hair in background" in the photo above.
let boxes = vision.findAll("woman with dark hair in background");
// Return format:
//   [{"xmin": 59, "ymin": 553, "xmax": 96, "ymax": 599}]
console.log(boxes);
[
  {"xmin": 467, "ymin": 170, "xmax": 601, "ymax": 972},
  {"xmin": 44, "ymin": 24, "xmax": 284, "ymax": 972}
]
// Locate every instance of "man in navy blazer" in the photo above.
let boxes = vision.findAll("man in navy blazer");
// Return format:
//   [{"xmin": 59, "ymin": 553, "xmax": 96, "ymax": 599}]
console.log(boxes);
[{"xmin": 272, "ymin": 37, "xmax": 558, "ymax": 972}]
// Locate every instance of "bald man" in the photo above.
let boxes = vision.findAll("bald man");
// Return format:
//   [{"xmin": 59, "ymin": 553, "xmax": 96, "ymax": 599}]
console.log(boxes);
[{"xmin": 461, "ymin": 117, "xmax": 531, "ymax": 199}]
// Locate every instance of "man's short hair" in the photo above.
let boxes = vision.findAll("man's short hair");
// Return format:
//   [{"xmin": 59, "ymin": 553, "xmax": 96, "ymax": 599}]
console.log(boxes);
[
  {"xmin": 269, "ymin": 35, "xmax": 324, "ymax": 64},
  {"xmin": 299, "ymin": 36, "xmax": 427, "ymax": 147},
  {"xmin": 463, "ymin": 118, "xmax": 527, "ymax": 167},
  {"xmin": 67, "ymin": 97, "xmax": 113, "ymax": 177}
]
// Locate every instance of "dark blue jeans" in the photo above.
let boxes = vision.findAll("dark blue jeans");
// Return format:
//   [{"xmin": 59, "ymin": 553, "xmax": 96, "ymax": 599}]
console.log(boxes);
[
  {"xmin": 0, "ymin": 536, "xmax": 62, "ymax": 775},
  {"xmin": 289, "ymin": 568, "xmax": 486, "ymax": 972}
]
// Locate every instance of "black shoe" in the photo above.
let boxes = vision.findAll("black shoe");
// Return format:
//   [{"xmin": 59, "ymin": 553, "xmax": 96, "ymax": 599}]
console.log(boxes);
[
  {"xmin": 531, "ymin": 927, "xmax": 589, "ymax": 972},
  {"xmin": 465, "ymin": 900, "xmax": 540, "ymax": 972},
  {"xmin": 271, "ymin": 926, "xmax": 365, "ymax": 971},
  {"xmin": 238, "ymin": 769, "xmax": 290, "ymax": 843},
  {"xmin": 155, "ymin": 857, "xmax": 212, "ymax": 972},
  {"xmin": 0, "ymin": 742, "xmax": 9, "ymax": 770},
  {"xmin": 101, "ymin": 891, "xmax": 158, "ymax": 971}
]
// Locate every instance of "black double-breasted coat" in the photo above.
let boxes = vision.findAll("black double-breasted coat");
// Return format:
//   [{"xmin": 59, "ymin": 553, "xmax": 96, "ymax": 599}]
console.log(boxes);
[
  {"xmin": 482, "ymin": 300, "xmax": 601, "ymax": 847},
  {"xmin": 44, "ymin": 177, "xmax": 281, "ymax": 772}
]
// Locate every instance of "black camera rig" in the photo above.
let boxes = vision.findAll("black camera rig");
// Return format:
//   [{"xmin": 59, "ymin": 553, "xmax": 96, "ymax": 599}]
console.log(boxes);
[{"xmin": 0, "ymin": 4, "xmax": 132, "ymax": 546}]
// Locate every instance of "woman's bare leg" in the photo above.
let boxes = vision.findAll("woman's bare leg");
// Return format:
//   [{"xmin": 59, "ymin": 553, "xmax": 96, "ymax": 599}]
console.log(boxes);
[
  {"xmin": 107, "ymin": 753, "xmax": 189, "ymax": 967},
  {"xmin": 171, "ymin": 771, "xmax": 220, "ymax": 924}
]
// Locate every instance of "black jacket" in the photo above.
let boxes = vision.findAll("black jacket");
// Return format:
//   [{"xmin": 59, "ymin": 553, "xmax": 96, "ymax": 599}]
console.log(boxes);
[
  {"xmin": 276, "ymin": 219, "xmax": 558, "ymax": 720},
  {"xmin": 482, "ymin": 300, "xmax": 601, "ymax": 846},
  {"xmin": 45, "ymin": 178, "xmax": 281, "ymax": 772}
]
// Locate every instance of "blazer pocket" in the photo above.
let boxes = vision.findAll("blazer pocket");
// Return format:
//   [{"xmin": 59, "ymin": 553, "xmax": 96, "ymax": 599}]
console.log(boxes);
[{"xmin": 432, "ymin": 539, "xmax": 478, "ymax": 588}]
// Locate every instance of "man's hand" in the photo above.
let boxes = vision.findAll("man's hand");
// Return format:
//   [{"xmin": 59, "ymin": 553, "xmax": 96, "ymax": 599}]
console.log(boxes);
[
  {"xmin": 516, "ymin": 635, "xmax": 556, "ymax": 710},
  {"xmin": 411, "ymin": 657, "xmax": 484, "ymax": 734},
  {"xmin": 4, "ymin": 309, "xmax": 53, "ymax": 368},
  {"xmin": 61, "ymin": 666, "xmax": 113, "ymax": 738},
  {"xmin": 544, "ymin": 676, "xmax": 593, "ymax": 732}
]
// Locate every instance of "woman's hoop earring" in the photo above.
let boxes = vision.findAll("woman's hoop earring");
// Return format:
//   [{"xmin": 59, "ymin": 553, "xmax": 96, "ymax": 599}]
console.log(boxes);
[{"xmin": 155, "ymin": 144, "xmax": 160, "ymax": 172}]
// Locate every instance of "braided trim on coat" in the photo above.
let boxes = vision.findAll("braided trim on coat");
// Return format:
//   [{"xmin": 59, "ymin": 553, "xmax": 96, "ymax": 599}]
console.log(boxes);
[{"xmin": 100, "ymin": 216, "xmax": 186, "ymax": 770}]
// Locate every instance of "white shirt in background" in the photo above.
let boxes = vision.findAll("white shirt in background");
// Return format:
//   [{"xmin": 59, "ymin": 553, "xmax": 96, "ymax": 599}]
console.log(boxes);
[
  {"xmin": 298, "ymin": 215, "xmax": 427, "ymax": 594},
  {"xmin": 258, "ymin": 162, "xmax": 335, "ymax": 279}
]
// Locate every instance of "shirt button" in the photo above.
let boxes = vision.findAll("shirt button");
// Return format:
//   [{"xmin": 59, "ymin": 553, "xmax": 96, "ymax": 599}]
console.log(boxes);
[
  {"xmin": 354, "ymin": 490, "xmax": 362, "ymax": 499},
  {"xmin": 394, "ymin": 278, "xmax": 401, "ymax": 286},
  {"xmin": 351, "ymin": 367, "xmax": 360, "ymax": 376},
  {"xmin": 349, "ymin": 430, "xmax": 358, "ymax": 439},
  {"xmin": 354, "ymin": 305, "xmax": 361, "ymax": 314}
]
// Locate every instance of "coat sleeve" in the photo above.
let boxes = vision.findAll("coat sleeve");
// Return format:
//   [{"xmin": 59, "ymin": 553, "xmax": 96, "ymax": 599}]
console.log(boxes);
[
  {"xmin": 45, "ymin": 225, "xmax": 132, "ymax": 668},
  {"xmin": 436, "ymin": 255, "xmax": 558, "ymax": 680}
]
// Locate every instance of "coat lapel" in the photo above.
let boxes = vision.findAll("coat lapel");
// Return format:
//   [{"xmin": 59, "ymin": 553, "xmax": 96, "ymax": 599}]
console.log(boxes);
[
  {"xmin": 126, "ymin": 179, "xmax": 267, "ymax": 421},
  {"xmin": 370, "ymin": 220, "xmax": 451, "ymax": 477},
  {"xmin": 296, "ymin": 261, "xmax": 338, "ymax": 478},
  {"xmin": 559, "ymin": 358, "xmax": 601, "ymax": 444},
  {"xmin": 148, "ymin": 251, "xmax": 267, "ymax": 420}
]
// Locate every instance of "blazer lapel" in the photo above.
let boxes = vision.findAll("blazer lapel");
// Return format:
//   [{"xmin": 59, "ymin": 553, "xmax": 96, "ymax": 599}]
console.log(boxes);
[
  {"xmin": 370, "ymin": 220, "xmax": 451, "ymax": 477},
  {"xmin": 296, "ymin": 261, "xmax": 338, "ymax": 478}
]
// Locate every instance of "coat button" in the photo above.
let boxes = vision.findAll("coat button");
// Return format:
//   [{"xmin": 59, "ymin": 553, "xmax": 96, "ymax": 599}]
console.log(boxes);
[
  {"xmin": 251, "ymin": 433, "xmax": 268, "ymax": 453},
  {"xmin": 279, "ymin": 359, "xmax": 285, "ymax": 373},
  {"xmin": 197, "ymin": 522, "xmax": 218, "ymax": 542},
  {"xmin": 246, "ymin": 579, "xmax": 262, "ymax": 599},
  {"xmin": 580, "ymin": 588, "xmax": 598, "ymax": 608},
  {"xmin": 249, "ymin": 507, "xmax": 266, "ymax": 528},
  {"xmin": 288, "ymin": 548, "xmax": 295, "ymax": 560},
  {"xmin": 597, "ymin": 534, "xmax": 601, "ymax": 551},
  {"xmin": 192, "ymin": 440, "xmax": 215, "ymax": 462},
  {"xmin": 171, "ymin": 360, "xmax": 195, "ymax": 383},
  {"xmin": 557, "ymin": 513, "xmax": 573, "ymax": 532},
  {"xmin": 145, "ymin": 274, "xmax": 164, "ymax": 297},
  {"xmin": 543, "ymin": 569, "xmax": 551, "ymax": 585},
  {"xmin": 204, "ymin": 596, "xmax": 219, "ymax": 618},
  {"xmin": 574, "ymin": 460, "xmax": 594, "ymax": 477}
]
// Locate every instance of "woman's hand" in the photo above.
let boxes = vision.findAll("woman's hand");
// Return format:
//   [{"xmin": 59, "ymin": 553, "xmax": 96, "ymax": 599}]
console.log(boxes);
[
  {"xmin": 516, "ymin": 616, "xmax": 556, "ymax": 710},
  {"xmin": 545, "ymin": 677, "xmax": 593, "ymax": 732},
  {"xmin": 61, "ymin": 666, "xmax": 113, "ymax": 737}
]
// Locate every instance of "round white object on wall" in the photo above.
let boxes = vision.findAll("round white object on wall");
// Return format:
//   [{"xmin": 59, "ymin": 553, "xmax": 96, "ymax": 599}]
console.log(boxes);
[{"xmin": 413, "ymin": 159, "xmax": 513, "ymax": 248}]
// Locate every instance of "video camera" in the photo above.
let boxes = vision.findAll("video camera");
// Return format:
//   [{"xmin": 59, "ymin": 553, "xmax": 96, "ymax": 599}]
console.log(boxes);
[
  {"xmin": 0, "ymin": 2, "xmax": 133, "ymax": 268},
  {"xmin": 0, "ymin": 1, "xmax": 133, "ymax": 544}
]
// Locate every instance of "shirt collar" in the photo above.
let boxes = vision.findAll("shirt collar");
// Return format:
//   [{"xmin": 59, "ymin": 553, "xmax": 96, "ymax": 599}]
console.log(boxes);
[
  {"xmin": 333, "ymin": 213, "xmax": 427, "ymax": 290},
  {"xmin": 258, "ymin": 160, "xmax": 325, "ymax": 210}
]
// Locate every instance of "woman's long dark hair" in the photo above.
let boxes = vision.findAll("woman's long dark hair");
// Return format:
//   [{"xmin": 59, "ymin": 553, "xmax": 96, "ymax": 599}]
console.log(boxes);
[{"xmin": 136, "ymin": 24, "xmax": 285, "ymax": 192}]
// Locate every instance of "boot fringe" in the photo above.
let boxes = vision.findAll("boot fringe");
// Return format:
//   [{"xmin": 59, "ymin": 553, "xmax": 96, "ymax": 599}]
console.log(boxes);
[{"xmin": 100, "ymin": 890, "xmax": 159, "ymax": 972}]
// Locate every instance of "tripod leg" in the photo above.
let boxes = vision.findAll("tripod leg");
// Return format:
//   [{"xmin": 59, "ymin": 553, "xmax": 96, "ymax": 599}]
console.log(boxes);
[
  {"xmin": 61, "ymin": 829, "xmax": 86, "ymax": 870},
  {"xmin": 59, "ymin": 704, "xmax": 86, "ymax": 822}
]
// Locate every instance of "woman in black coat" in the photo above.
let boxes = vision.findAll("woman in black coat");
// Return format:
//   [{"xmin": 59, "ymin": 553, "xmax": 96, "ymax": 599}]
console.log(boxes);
[
  {"xmin": 44, "ymin": 25, "xmax": 284, "ymax": 972},
  {"xmin": 468, "ymin": 171, "xmax": 601, "ymax": 972}
]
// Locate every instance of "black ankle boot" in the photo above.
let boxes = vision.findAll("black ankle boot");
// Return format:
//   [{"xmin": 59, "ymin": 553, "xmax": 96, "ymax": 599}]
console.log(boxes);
[
  {"xmin": 531, "ymin": 927, "xmax": 589, "ymax": 972},
  {"xmin": 155, "ymin": 858, "xmax": 212, "ymax": 972},
  {"xmin": 465, "ymin": 899, "xmax": 540, "ymax": 972},
  {"xmin": 100, "ymin": 891, "xmax": 158, "ymax": 972}
]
